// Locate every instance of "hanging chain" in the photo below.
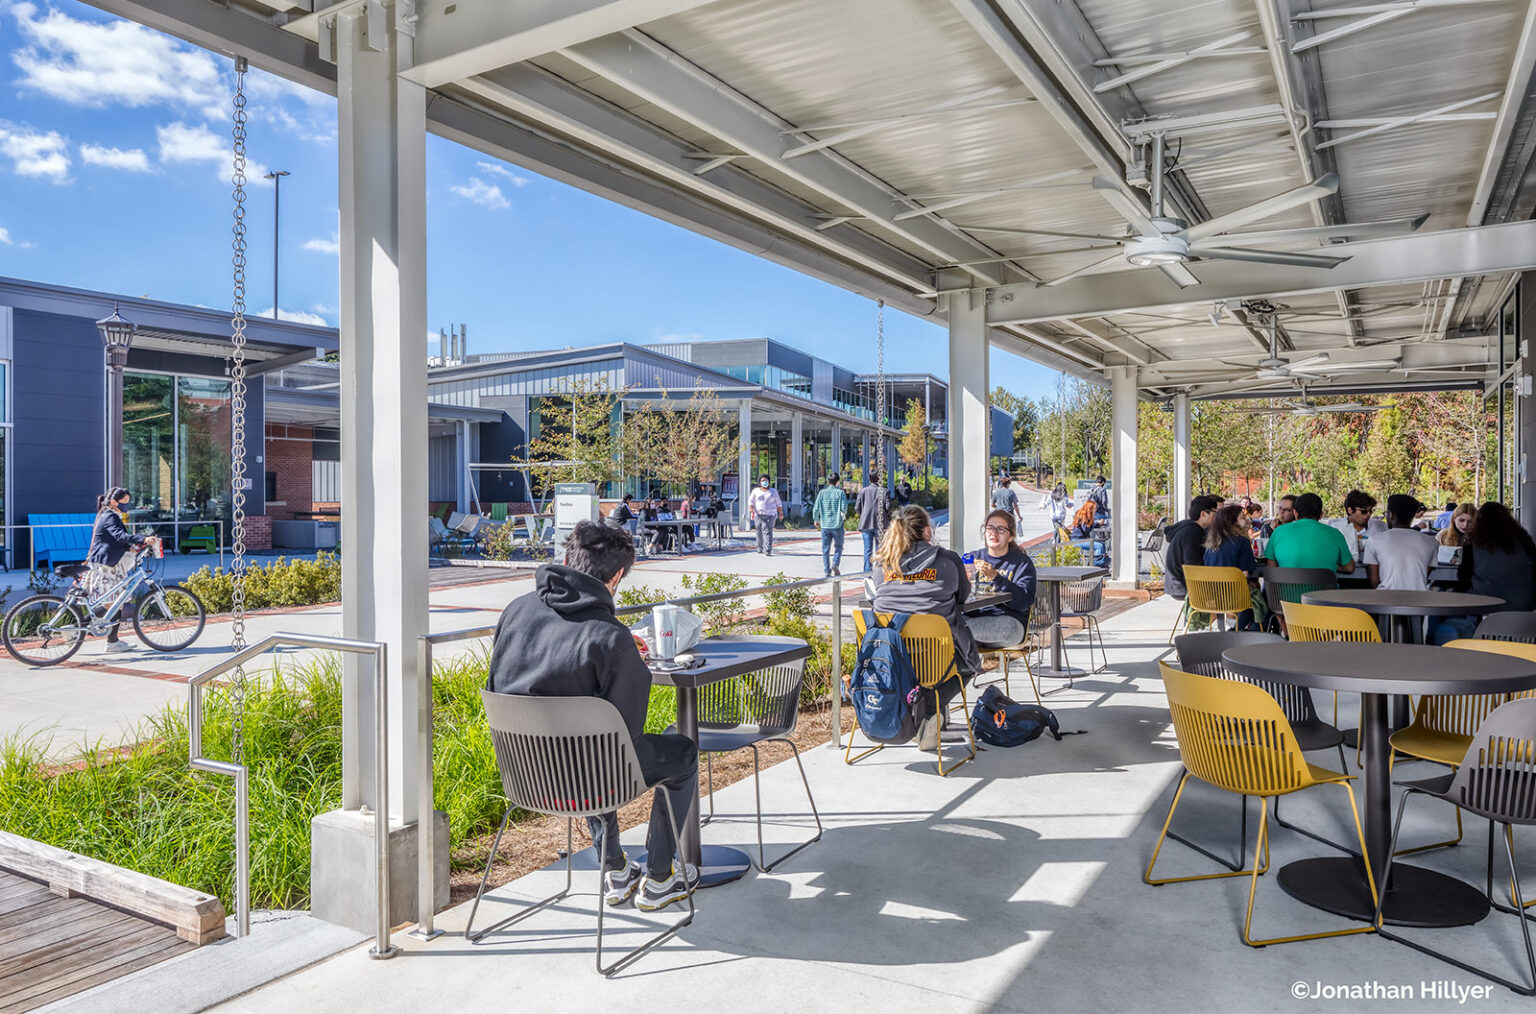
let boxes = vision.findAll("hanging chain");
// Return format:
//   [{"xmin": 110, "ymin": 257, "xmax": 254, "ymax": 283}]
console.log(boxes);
[
  {"xmin": 229, "ymin": 57, "xmax": 250, "ymax": 766},
  {"xmin": 875, "ymin": 299, "xmax": 888, "ymax": 533}
]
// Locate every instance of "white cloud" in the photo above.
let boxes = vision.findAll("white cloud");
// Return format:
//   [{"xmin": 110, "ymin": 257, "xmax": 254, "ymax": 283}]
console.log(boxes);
[
  {"xmin": 449, "ymin": 177, "xmax": 509, "ymax": 210},
  {"xmin": 476, "ymin": 161, "xmax": 529, "ymax": 187},
  {"xmin": 155, "ymin": 121, "xmax": 269, "ymax": 184},
  {"xmin": 0, "ymin": 227, "xmax": 12, "ymax": 245},
  {"xmin": 79, "ymin": 143, "xmax": 151, "ymax": 172},
  {"xmin": 9, "ymin": 1, "xmax": 225, "ymax": 118},
  {"xmin": 303, "ymin": 232, "xmax": 340, "ymax": 255},
  {"xmin": 0, "ymin": 122, "xmax": 69, "ymax": 182},
  {"xmin": 257, "ymin": 307, "xmax": 329, "ymax": 327}
]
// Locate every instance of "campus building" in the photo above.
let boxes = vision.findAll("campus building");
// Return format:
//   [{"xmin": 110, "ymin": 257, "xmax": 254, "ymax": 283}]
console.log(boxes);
[{"xmin": 0, "ymin": 277, "xmax": 1012, "ymax": 557}]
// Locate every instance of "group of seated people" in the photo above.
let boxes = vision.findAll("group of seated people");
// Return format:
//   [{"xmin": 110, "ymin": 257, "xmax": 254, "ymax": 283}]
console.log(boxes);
[
  {"xmin": 607, "ymin": 490, "xmax": 728, "ymax": 554},
  {"xmin": 868, "ymin": 504, "xmax": 1039, "ymax": 751},
  {"xmin": 1163, "ymin": 487, "xmax": 1536, "ymax": 643}
]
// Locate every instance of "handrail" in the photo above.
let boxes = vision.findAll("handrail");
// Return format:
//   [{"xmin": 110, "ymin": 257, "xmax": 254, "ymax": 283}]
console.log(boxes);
[
  {"xmin": 408, "ymin": 568, "xmax": 866, "ymax": 940},
  {"xmin": 20, "ymin": 519, "xmax": 226, "ymax": 572},
  {"xmin": 189, "ymin": 632, "xmax": 395, "ymax": 959}
]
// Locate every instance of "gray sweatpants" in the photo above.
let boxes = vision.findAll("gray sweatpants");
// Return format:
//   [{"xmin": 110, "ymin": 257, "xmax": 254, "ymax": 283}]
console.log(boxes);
[{"xmin": 755, "ymin": 517, "xmax": 776, "ymax": 554}]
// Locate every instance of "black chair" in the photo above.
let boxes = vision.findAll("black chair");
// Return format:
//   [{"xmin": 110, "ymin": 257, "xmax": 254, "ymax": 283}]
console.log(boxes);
[
  {"xmin": 681, "ymin": 658, "xmax": 822, "ymax": 872},
  {"xmin": 1475, "ymin": 611, "xmax": 1536, "ymax": 644},
  {"xmin": 1259, "ymin": 566, "xmax": 1338, "ymax": 634},
  {"xmin": 1059, "ymin": 576, "xmax": 1107, "ymax": 674},
  {"xmin": 1375, "ymin": 698, "xmax": 1536, "ymax": 995},
  {"xmin": 1174, "ymin": 630, "xmax": 1354, "ymax": 857}
]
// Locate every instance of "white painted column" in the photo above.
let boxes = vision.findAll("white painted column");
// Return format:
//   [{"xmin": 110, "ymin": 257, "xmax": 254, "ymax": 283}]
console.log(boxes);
[
  {"xmin": 455, "ymin": 421, "xmax": 470, "ymax": 513},
  {"xmin": 946, "ymin": 285, "xmax": 990, "ymax": 551},
  {"xmin": 336, "ymin": 4, "xmax": 428, "ymax": 822},
  {"xmin": 861, "ymin": 430, "xmax": 871, "ymax": 481},
  {"xmin": 1172, "ymin": 392, "xmax": 1191, "ymax": 521},
  {"xmin": 831, "ymin": 422, "xmax": 843, "ymax": 476},
  {"xmin": 1110, "ymin": 366, "xmax": 1139, "ymax": 586},
  {"xmin": 737, "ymin": 399, "xmax": 752, "ymax": 528},
  {"xmin": 789, "ymin": 412, "xmax": 804, "ymax": 511}
]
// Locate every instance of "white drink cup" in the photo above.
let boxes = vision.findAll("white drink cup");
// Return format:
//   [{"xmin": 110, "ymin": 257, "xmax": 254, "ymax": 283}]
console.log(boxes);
[{"xmin": 652, "ymin": 603, "xmax": 680, "ymax": 661}]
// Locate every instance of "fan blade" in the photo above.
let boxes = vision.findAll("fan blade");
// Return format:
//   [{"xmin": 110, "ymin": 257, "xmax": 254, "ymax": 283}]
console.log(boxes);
[
  {"xmin": 1318, "ymin": 404, "xmax": 1383, "ymax": 412},
  {"xmin": 1181, "ymin": 173, "xmax": 1340, "ymax": 243},
  {"xmin": 1090, "ymin": 176, "xmax": 1160, "ymax": 236},
  {"xmin": 956, "ymin": 225, "xmax": 1132, "ymax": 243},
  {"xmin": 1211, "ymin": 215, "xmax": 1428, "ymax": 247},
  {"xmin": 1040, "ymin": 250, "xmax": 1127, "ymax": 287},
  {"xmin": 1158, "ymin": 262, "xmax": 1201, "ymax": 288},
  {"xmin": 1229, "ymin": 406, "xmax": 1294, "ymax": 414},
  {"xmin": 1290, "ymin": 359, "xmax": 1402, "ymax": 375},
  {"xmin": 1190, "ymin": 246, "xmax": 1350, "ymax": 269},
  {"xmin": 1285, "ymin": 353, "xmax": 1331, "ymax": 371}
]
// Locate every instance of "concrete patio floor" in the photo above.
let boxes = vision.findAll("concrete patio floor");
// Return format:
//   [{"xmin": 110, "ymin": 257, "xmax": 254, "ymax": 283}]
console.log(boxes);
[{"xmin": 187, "ymin": 594, "xmax": 1536, "ymax": 1014}]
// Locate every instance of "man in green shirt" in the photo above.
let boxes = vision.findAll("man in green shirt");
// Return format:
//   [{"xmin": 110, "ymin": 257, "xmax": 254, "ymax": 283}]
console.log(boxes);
[
  {"xmin": 1262, "ymin": 492, "xmax": 1355, "ymax": 574},
  {"xmin": 813, "ymin": 473, "xmax": 850, "ymax": 576}
]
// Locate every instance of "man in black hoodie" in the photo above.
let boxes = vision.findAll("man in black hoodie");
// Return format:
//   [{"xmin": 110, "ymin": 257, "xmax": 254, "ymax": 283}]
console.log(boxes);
[
  {"xmin": 1162, "ymin": 494, "xmax": 1220, "ymax": 600},
  {"xmin": 488, "ymin": 522, "xmax": 698, "ymax": 912}
]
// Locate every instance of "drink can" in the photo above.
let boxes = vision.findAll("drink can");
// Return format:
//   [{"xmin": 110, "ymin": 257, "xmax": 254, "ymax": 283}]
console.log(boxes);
[{"xmin": 652, "ymin": 603, "xmax": 680, "ymax": 660}]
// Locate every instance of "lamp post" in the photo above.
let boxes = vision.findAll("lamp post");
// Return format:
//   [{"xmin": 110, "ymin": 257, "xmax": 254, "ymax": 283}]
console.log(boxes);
[
  {"xmin": 96, "ymin": 304, "xmax": 137, "ymax": 488},
  {"xmin": 264, "ymin": 169, "xmax": 290, "ymax": 318}
]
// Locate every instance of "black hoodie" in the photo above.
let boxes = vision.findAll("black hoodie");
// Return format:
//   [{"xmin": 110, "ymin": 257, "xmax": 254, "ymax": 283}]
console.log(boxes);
[
  {"xmin": 488, "ymin": 564, "xmax": 653, "ymax": 742},
  {"xmin": 1162, "ymin": 518, "xmax": 1204, "ymax": 599}
]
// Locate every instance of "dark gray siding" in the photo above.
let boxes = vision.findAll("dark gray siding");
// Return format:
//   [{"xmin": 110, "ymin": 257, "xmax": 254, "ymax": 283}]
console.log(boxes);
[{"xmin": 13, "ymin": 309, "xmax": 104, "ymax": 533}]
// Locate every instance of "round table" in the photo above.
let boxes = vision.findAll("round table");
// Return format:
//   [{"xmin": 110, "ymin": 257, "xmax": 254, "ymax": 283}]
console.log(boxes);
[{"xmin": 1222, "ymin": 641, "xmax": 1536, "ymax": 928}]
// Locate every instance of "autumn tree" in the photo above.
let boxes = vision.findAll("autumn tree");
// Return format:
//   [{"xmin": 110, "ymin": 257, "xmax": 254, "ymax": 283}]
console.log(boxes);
[
  {"xmin": 897, "ymin": 397, "xmax": 929, "ymax": 485},
  {"xmin": 519, "ymin": 376, "xmax": 624, "ymax": 495}
]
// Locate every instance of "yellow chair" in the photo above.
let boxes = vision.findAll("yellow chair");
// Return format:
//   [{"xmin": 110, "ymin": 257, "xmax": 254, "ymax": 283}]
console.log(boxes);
[
  {"xmin": 1280, "ymin": 600, "xmax": 1382, "ymax": 739},
  {"xmin": 847, "ymin": 612, "xmax": 977, "ymax": 776},
  {"xmin": 1168, "ymin": 565, "xmax": 1251, "ymax": 643},
  {"xmin": 1148, "ymin": 662, "xmax": 1376, "ymax": 948}
]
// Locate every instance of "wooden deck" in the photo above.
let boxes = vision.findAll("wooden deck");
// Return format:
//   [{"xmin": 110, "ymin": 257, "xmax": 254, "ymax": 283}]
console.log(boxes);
[{"xmin": 0, "ymin": 869, "xmax": 193, "ymax": 1013}]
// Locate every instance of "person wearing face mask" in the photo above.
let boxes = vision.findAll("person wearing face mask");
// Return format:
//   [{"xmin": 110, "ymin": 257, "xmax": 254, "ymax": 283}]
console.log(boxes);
[
  {"xmin": 746, "ymin": 474, "xmax": 784, "ymax": 556},
  {"xmin": 86, "ymin": 487, "xmax": 155, "ymax": 653}
]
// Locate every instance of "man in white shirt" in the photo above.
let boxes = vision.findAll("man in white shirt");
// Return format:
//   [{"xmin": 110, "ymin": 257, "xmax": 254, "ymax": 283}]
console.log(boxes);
[
  {"xmin": 1327, "ymin": 488, "xmax": 1388, "ymax": 564},
  {"xmin": 746, "ymin": 474, "xmax": 784, "ymax": 556},
  {"xmin": 1363, "ymin": 495, "xmax": 1437, "ymax": 591}
]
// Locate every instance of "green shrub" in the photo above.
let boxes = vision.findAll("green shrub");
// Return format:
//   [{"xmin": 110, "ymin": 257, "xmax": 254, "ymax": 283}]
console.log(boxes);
[
  {"xmin": 762, "ymin": 571, "xmax": 814, "ymax": 623},
  {"xmin": 614, "ymin": 584, "xmax": 666, "ymax": 626},
  {"xmin": 181, "ymin": 553, "xmax": 343, "ymax": 614},
  {"xmin": 679, "ymin": 572, "xmax": 749, "ymax": 634}
]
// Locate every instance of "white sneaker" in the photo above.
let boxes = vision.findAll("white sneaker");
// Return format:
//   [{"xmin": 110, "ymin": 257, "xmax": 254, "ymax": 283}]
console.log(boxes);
[
  {"xmin": 635, "ymin": 862, "xmax": 699, "ymax": 912},
  {"xmin": 102, "ymin": 641, "xmax": 131, "ymax": 654}
]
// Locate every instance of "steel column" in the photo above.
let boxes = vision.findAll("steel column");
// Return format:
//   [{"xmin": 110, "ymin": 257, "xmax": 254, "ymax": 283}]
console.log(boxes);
[
  {"xmin": 790, "ymin": 412, "xmax": 803, "ymax": 510},
  {"xmin": 737, "ymin": 399, "xmax": 752, "ymax": 528},
  {"xmin": 1173, "ymin": 392, "xmax": 1191, "ymax": 517},
  {"xmin": 1110, "ymin": 366, "xmax": 1138, "ymax": 585},
  {"xmin": 946, "ymin": 287, "xmax": 989, "ymax": 551}
]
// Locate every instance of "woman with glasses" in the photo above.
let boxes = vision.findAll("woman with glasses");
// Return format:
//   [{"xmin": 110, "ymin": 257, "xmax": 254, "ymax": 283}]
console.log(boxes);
[{"xmin": 966, "ymin": 509, "xmax": 1037, "ymax": 652}]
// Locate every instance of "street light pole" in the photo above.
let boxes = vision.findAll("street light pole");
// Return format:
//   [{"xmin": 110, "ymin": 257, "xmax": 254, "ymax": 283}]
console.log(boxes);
[
  {"xmin": 264, "ymin": 170, "xmax": 290, "ymax": 318},
  {"xmin": 96, "ymin": 305, "xmax": 137, "ymax": 489}
]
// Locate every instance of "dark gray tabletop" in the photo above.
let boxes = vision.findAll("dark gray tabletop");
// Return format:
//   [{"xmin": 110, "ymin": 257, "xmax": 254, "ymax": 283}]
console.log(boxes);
[
  {"xmin": 647, "ymin": 634, "xmax": 811, "ymax": 689},
  {"xmin": 1222, "ymin": 642, "xmax": 1536, "ymax": 696},
  {"xmin": 855, "ymin": 592, "xmax": 1009, "ymax": 615},
  {"xmin": 1036, "ymin": 566, "xmax": 1109, "ymax": 583},
  {"xmin": 1300, "ymin": 588, "xmax": 1503, "ymax": 616}
]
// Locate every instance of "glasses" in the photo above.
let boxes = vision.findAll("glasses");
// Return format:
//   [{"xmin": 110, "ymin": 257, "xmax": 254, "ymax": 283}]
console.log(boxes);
[{"xmin": 983, "ymin": 525, "xmax": 1012, "ymax": 535}]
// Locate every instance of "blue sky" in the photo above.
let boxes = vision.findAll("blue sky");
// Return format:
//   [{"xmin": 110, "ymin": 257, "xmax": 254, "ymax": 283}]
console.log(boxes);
[{"xmin": 0, "ymin": 0, "xmax": 1062, "ymax": 402}]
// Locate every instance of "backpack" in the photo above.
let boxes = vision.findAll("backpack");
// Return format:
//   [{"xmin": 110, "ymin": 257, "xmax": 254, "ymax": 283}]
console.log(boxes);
[
  {"xmin": 849, "ymin": 610, "xmax": 922, "ymax": 744},
  {"xmin": 970, "ymin": 685, "xmax": 1066, "ymax": 747}
]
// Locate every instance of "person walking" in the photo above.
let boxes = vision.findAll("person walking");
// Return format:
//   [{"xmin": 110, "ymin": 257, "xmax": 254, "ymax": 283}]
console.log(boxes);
[
  {"xmin": 746, "ymin": 474, "xmax": 784, "ymax": 556},
  {"xmin": 856, "ymin": 471, "xmax": 884, "ymax": 571},
  {"xmin": 990, "ymin": 475, "xmax": 1024, "ymax": 534},
  {"xmin": 813, "ymin": 472, "xmax": 850, "ymax": 576},
  {"xmin": 85, "ymin": 487, "xmax": 155, "ymax": 654}
]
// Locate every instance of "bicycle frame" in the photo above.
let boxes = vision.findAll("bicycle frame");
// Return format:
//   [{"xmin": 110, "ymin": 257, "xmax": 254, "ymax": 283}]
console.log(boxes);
[{"xmin": 55, "ymin": 557, "xmax": 163, "ymax": 637}]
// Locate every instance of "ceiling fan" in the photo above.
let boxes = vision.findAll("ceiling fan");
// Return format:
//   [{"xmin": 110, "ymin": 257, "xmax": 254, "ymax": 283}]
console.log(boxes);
[
  {"xmin": 962, "ymin": 136, "xmax": 1427, "ymax": 288},
  {"xmin": 1228, "ymin": 388, "xmax": 1385, "ymax": 417},
  {"xmin": 1151, "ymin": 312, "xmax": 1402, "ymax": 384}
]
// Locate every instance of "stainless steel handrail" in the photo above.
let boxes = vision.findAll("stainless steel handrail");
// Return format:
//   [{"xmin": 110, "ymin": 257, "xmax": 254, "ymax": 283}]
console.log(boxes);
[
  {"xmin": 189, "ymin": 632, "xmax": 395, "ymax": 958},
  {"xmin": 408, "ymin": 569, "xmax": 865, "ymax": 940}
]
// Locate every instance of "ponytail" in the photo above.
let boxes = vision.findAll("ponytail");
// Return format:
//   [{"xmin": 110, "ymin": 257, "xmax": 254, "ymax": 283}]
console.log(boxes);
[{"xmin": 875, "ymin": 505, "xmax": 931, "ymax": 571}]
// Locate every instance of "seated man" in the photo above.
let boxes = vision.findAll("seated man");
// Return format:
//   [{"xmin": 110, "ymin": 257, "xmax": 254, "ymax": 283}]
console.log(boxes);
[
  {"xmin": 488, "ymin": 522, "xmax": 698, "ymax": 911},
  {"xmin": 1263, "ymin": 492, "xmax": 1355, "ymax": 574}
]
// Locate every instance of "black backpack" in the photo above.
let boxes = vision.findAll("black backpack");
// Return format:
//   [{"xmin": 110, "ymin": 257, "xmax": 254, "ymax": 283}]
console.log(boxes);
[{"xmin": 970, "ymin": 685, "xmax": 1070, "ymax": 747}]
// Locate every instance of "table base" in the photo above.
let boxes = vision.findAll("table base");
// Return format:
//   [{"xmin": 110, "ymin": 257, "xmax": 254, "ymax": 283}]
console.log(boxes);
[
  {"xmin": 566, "ymin": 844, "xmax": 751, "ymax": 889},
  {"xmin": 1277, "ymin": 857, "xmax": 1490, "ymax": 928},
  {"xmin": 1036, "ymin": 666, "xmax": 1088, "ymax": 680}
]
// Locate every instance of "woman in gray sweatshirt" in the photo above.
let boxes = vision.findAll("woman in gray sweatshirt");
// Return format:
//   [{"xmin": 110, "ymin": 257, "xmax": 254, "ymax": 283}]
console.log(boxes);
[{"xmin": 870, "ymin": 504, "xmax": 982, "ymax": 676}]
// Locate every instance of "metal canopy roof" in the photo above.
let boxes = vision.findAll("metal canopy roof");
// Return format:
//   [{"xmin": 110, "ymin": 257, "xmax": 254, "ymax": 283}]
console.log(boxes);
[{"xmin": 93, "ymin": 0, "xmax": 1536, "ymax": 399}]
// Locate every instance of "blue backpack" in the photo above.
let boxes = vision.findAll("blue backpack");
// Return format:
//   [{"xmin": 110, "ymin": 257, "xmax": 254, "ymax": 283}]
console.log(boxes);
[
  {"xmin": 970, "ymin": 685, "xmax": 1073, "ymax": 747},
  {"xmin": 849, "ymin": 610, "xmax": 922, "ymax": 744}
]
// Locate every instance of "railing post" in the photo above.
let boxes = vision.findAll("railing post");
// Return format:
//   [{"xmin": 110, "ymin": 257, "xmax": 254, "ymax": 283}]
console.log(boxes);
[
  {"xmin": 830, "ymin": 576, "xmax": 842, "ymax": 748},
  {"xmin": 410, "ymin": 634, "xmax": 442, "ymax": 940},
  {"xmin": 235, "ymin": 764, "xmax": 250, "ymax": 938},
  {"xmin": 370, "ymin": 642, "xmax": 396, "ymax": 959}
]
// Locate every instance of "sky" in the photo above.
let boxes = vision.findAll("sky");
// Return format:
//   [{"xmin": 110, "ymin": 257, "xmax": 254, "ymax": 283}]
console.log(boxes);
[{"xmin": 0, "ymin": 0, "xmax": 1063, "ymax": 403}]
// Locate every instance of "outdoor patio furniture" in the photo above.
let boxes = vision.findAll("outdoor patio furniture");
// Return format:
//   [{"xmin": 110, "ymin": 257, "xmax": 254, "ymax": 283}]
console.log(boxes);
[
  {"xmin": 1138, "ymin": 518, "xmax": 1167, "ymax": 576},
  {"xmin": 1175, "ymin": 565, "xmax": 1251, "ymax": 640},
  {"xmin": 466, "ymin": 690, "xmax": 695, "ymax": 976},
  {"xmin": 1475, "ymin": 610, "xmax": 1536, "ymax": 643},
  {"xmin": 683, "ymin": 657, "xmax": 822, "ymax": 872},
  {"xmin": 1280, "ymin": 599, "xmax": 1381, "ymax": 738},
  {"xmin": 1146, "ymin": 662, "xmax": 1376, "ymax": 949},
  {"xmin": 178, "ymin": 524, "xmax": 218, "ymax": 554},
  {"xmin": 1375, "ymin": 697, "xmax": 1536, "ymax": 995},
  {"xmin": 487, "ymin": 502, "xmax": 508, "ymax": 524},
  {"xmin": 1058, "ymin": 575, "xmax": 1108, "ymax": 674},
  {"xmin": 848, "ymin": 611, "xmax": 976, "ymax": 776},
  {"xmin": 28, "ymin": 513, "xmax": 95, "ymax": 569},
  {"xmin": 1259, "ymin": 566, "xmax": 1337, "ymax": 635}
]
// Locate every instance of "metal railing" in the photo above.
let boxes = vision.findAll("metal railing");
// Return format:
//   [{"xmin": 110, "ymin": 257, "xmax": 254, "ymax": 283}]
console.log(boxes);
[
  {"xmin": 409, "ymin": 568, "xmax": 865, "ymax": 939},
  {"xmin": 14, "ymin": 519, "xmax": 226, "ymax": 572},
  {"xmin": 190, "ymin": 632, "xmax": 395, "ymax": 959}
]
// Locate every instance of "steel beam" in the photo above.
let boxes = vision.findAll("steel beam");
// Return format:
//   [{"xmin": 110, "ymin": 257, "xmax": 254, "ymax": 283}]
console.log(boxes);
[
  {"xmin": 398, "ymin": 0, "xmax": 722, "ymax": 88},
  {"xmin": 559, "ymin": 30, "xmax": 1018, "ymax": 286},
  {"xmin": 1469, "ymin": 0, "xmax": 1536, "ymax": 225},
  {"xmin": 1109, "ymin": 365, "xmax": 1137, "ymax": 585},
  {"xmin": 946, "ymin": 285, "xmax": 991, "ymax": 553},
  {"xmin": 985, "ymin": 219, "xmax": 1536, "ymax": 324}
]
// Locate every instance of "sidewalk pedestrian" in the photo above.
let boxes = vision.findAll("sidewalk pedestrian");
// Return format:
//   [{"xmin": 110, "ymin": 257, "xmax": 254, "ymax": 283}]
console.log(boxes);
[
  {"xmin": 813, "ymin": 472, "xmax": 850, "ymax": 576},
  {"xmin": 747, "ymin": 474, "xmax": 784, "ymax": 556},
  {"xmin": 857, "ymin": 471, "xmax": 884, "ymax": 571}
]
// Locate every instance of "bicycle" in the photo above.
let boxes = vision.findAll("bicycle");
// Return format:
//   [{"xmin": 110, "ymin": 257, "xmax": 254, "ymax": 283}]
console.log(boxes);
[{"xmin": 2, "ymin": 541, "xmax": 207, "ymax": 666}]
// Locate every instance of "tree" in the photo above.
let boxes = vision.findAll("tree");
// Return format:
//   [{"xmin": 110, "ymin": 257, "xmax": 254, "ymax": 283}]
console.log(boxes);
[
  {"xmin": 519, "ymin": 376, "xmax": 624, "ymax": 495},
  {"xmin": 897, "ymin": 397, "xmax": 929, "ymax": 484}
]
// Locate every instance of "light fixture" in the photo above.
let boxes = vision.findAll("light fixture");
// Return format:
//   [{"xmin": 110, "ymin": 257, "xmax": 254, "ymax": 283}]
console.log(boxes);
[
  {"xmin": 1124, "ymin": 233, "xmax": 1189, "ymax": 267},
  {"xmin": 96, "ymin": 303, "xmax": 137, "ymax": 369}
]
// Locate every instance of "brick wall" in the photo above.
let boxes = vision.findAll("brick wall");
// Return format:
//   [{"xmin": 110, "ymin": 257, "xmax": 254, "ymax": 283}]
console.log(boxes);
[
  {"xmin": 242, "ymin": 514, "xmax": 272, "ymax": 552},
  {"xmin": 265, "ymin": 423, "xmax": 314, "ymax": 520}
]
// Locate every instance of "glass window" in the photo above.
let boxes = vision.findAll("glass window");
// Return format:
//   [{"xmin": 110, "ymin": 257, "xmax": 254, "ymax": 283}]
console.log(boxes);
[
  {"xmin": 123, "ymin": 373, "xmax": 175, "ymax": 517},
  {"xmin": 177, "ymin": 377, "xmax": 233, "ymax": 529},
  {"xmin": 0, "ymin": 362, "xmax": 9, "ymax": 423}
]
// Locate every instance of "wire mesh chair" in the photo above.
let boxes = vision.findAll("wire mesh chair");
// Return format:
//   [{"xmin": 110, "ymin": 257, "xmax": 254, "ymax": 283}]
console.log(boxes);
[
  {"xmin": 1476, "ymin": 611, "xmax": 1536, "ymax": 644},
  {"xmin": 466, "ymin": 691, "xmax": 695, "ymax": 976},
  {"xmin": 1147, "ymin": 663, "xmax": 1376, "ymax": 948},
  {"xmin": 1025, "ymin": 584, "xmax": 1076, "ymax": 692},
  {"xmin": 688, "ymin": 659, "xmax": 822, "ymax": 872},
  {"xmin": 1059, "ymin": 576, "xmax": 1108, "ymax": 674},
  {"xmin": 848, "ymin": 611, "xmax": 976, "ymax": 776},
  {"xmin": 1374, "ymin": 697, "xmax": 1536, "ymax": 995},
  {"xmin": 1175, "ymin": 631, "xmax": 1353, "ymax": 856},
  {"xmin": 1259, "ymin": 567, "xmax": 1338, "ymax": 635}
]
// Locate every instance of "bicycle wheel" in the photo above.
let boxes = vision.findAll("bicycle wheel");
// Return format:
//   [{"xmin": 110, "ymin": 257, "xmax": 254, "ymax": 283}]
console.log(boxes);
[
  {"xmin": 3, "ymin": 595, "xmax": 86, "ymax": 666},
  {"xmin": 134, "ymin": 584, "xmax": 206, "ymax": 652}
]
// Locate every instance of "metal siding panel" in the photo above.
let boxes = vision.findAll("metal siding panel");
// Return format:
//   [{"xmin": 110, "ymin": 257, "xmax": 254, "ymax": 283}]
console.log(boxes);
[{"xmin": 12, "ymin": 310, "xmax": 106, "ymax": 534}]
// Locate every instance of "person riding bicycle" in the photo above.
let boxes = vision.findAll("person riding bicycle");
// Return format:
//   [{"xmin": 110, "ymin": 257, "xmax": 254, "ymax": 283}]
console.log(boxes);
[{"xmin": 86, "ymin": 487, "xmax": 156, "ymax": 653}]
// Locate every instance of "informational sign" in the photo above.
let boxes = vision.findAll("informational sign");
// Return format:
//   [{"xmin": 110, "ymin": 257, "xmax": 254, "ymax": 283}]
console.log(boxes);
[
  {"xmin": 552, "ymin": 482, "xmax": 598, "ymax": 562},
  {"xmin": 721, "ymin": 473, "xmax": 739, "ymax": 500}
]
